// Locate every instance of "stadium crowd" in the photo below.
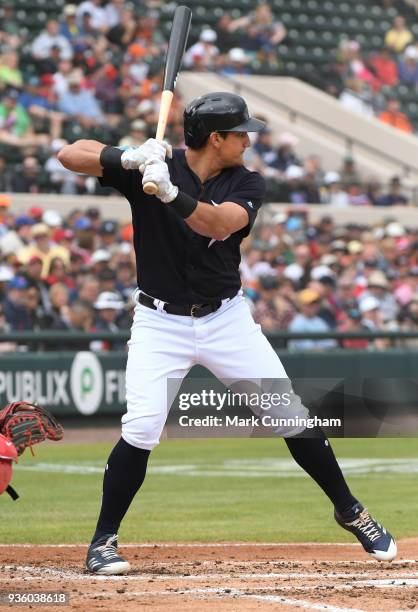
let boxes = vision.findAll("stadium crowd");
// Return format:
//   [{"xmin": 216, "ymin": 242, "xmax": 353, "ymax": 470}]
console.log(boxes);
[
  {"xmin": 0, "ymin": 193, "xmax": 417, "ymax": 350},
  {"xmin": 0, "ymin": 1, "xmax": 417, "ymax": 204}
]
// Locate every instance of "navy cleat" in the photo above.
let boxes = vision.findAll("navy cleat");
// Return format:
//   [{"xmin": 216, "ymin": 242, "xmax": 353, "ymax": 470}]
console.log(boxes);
[
  {"xmin": 86, "ymin": 534, "xmax": 131, "ymax": 575},
  {"xmin": 334, "ymin": 502, "xmax": 397, "ymax": 561}
]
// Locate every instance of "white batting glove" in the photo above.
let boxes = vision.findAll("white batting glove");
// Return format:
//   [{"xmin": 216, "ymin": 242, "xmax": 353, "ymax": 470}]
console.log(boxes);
[
  {"xmin": 142, "ymin": 158, "xmax": 179, "ymax": 203},
  {"xmin": 120, "ymin": 138, "xmax": 172, "ymax": 172}
]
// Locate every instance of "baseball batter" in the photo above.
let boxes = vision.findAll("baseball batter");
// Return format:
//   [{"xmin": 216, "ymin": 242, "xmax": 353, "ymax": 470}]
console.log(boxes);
[{"xmin": 59, "ymin": 92, "xmax": 396, "ymax": 575}]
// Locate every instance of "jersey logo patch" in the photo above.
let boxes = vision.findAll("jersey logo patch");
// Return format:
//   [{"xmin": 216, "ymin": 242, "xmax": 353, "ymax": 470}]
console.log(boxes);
[
  {"xmin": 208, "ymin": 200, "xmax": 231, "ymax": 248},
  {"xmin": 247, "ymin": 201, "xmax": 254, "ymax": 209}
]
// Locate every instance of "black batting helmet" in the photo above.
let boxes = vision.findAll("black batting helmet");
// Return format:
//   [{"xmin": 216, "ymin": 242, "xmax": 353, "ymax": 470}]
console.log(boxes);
[{"xmin": 183, "ymin": 92, "xmax": 265, "ymax": 149}]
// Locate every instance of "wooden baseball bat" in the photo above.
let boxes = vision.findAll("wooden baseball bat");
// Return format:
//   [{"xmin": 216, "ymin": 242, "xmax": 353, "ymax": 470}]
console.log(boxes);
[{"xmin": 143, "ymin": 6, "xmax": 192, "ymax": 195}]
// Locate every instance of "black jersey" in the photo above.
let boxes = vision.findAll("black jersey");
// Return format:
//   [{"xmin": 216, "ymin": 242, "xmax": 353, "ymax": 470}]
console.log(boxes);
[{"xmin": 99, "ymin": 148, "xmax": 265, "ymax": 304}]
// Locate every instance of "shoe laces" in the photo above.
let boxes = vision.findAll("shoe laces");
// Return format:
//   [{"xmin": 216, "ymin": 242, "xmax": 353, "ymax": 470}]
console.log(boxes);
[
  {"xmin": 95, "ymin": 534, "xmax": 120, "ymax": 560},
  {"xmin": 348, "ymin": 508, "xmax": 383, "ymax": 543}
]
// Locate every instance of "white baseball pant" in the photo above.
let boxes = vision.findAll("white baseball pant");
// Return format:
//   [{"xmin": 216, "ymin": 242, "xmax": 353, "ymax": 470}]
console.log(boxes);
[{"xmin": 122, "ymin": 292, "xmax": 308, "ymax": 449}]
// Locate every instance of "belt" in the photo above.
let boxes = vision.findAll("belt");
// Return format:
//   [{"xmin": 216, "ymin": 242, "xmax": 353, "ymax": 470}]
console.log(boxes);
[{"xmin": 137, "ymin": 291, "xmax": 224, "ymax": 318}]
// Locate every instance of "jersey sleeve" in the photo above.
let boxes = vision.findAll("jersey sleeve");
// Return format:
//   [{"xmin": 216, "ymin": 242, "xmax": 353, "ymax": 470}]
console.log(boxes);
[
  {"xmin": 97, "ymin": 164, "xmax": 136, "ymax": 200},
  {"xmin": 227, "ymin": 171, "xmax": 266, "ymax": 237}
]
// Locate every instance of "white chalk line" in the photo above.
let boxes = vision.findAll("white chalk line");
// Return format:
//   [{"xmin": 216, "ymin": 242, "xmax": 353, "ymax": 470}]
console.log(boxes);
[
  {"xmin": 0, "ymin": 541, "xmax": 377, "ymax": 548},
  {"xmin": 2, "ymin": 565, "xmax": 417, "ymax": 584},
  {"xmin": 13, "ymin": 457, "xmax": 418, "ymax": 478}
]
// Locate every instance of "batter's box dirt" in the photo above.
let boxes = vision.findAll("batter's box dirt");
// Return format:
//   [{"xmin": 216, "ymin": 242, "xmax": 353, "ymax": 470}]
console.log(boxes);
[{"xmin": 0, "ymin": 541, "xmax": 417, "ymax": 611}]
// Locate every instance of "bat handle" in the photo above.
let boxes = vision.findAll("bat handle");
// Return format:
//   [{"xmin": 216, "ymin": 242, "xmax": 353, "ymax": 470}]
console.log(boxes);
[{"xmin": 143, "ymin": 90, "xmax": 174, "ymax": 196}]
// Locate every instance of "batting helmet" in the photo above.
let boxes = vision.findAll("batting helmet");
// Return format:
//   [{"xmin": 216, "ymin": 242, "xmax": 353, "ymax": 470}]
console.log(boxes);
[
  {"xmin": 0, "ymin": 433, "xmax": 18, "ymax": 499},
  {"xmin": 184, "ymin": 92, "xmax": 265, "ymax": 149}
]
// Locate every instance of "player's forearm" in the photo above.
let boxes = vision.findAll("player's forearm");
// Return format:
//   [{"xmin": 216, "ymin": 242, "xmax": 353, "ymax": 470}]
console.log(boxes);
[
  {"xmin": 58, "ymin": 139, "xmax": 106, "ymax": 176},
  {"xmin": 184, "ymin": 202, "xmax": 234, "ymax": 241}
]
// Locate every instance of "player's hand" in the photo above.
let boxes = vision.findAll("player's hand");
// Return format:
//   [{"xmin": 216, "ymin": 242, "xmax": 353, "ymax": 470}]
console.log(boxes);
[
  {"xmin": 142, "ymin": 158, "xmax": 179, "ymax": 203},
  {"xmin": 120, "ymin": 139, "xmax": 173, "ymax": 173}
]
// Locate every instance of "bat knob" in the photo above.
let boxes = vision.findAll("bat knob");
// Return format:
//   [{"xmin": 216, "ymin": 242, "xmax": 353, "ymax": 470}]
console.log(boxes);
[{"xmin": 143, "ymin": 181, "xmax": 159, "ymax": 195}]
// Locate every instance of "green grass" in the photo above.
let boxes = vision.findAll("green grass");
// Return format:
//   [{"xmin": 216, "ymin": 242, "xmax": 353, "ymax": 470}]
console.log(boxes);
[{"xmin": 1, "ymin": 438, "xmax": 417, "ymax": 544}]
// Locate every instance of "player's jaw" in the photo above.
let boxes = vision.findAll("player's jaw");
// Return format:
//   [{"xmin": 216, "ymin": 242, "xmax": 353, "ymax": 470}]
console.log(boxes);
[{"xmin": 220, "ymin": 132, "xmax": 250, "ymax": 166}]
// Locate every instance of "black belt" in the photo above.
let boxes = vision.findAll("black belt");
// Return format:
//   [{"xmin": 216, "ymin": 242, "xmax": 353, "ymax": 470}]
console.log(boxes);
[{"xmin": 138, "ymin": 292, "xmax": 223, "ymax": 318}]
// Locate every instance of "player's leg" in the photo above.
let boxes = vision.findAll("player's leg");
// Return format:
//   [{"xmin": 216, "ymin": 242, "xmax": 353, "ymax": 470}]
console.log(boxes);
[
  {"xmin": 199, "ymin": 294, "xmax": 396, "ymax": 561},
  {"xmin": 86, "ymin": 304, "xmax": 195, "ymax": 575}
]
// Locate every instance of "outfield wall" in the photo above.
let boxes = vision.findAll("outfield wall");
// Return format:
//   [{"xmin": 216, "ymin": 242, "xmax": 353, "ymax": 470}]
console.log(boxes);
[{"xmin": 1, "ymin": 350, "xmax": 417, "ymax": 417}]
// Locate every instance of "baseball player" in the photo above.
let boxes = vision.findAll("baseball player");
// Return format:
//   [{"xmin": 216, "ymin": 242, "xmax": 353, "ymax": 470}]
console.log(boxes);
[{"xmin": 59, "ymin": 92, "xmax": 396, "ymax": 575}]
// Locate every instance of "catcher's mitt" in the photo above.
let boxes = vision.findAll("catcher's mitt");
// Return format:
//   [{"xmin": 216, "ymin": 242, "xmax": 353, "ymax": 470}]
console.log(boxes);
[{"xmin": 0, "ymin": 402, "xmax": 64, "ymax": 457}]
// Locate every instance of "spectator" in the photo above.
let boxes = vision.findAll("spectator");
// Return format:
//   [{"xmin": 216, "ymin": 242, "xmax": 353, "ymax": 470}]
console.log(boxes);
[
  {"xmin": 252, "ymin": 127, "xmax": 279, "ymax": 173},
  {"xmin": 18, "ymin": 77, "xmax": 65, "ymax": 141},
  {"xmin": 17, "ymin": 223, "xmax": 70, "ymax": 277},
  {"xmin": 276, "ymin": 132, "xmax": 300, "ymax": 172},
  {"xmin": 0, "ymin": 88, "xmax": 30, "ymax": 138},
  {"xmin": 104, "ymin": 0, "xmax": 125, "ymax": 30},
  {"xmin": 0, "ymin": 301, "xmax": 16, "ymax": 353},
  {"xmin": 115, "ymin": 261, "xmax": 136, "ymax": 302},
  {"xmin": 339, "ymin": 156, "xmax": 361, "ymax": 189},
  {"xmin": 26, "ymin": 284, "xmax": 47, "ymax": 329},
  {"xmin": 118, "ymin": 119, "xmax": 147, "ymax": 147},
  {"xmin": 59, "ymin": 4, "xmax": 82, "ymax": 42},
  {"xmin": 322, "ymin": 172, "xmax": 350, "ymax": 207},
  {"xmin": 76, "ymin": 275, "xmax": 100, "ymax": 306},
  {"xmin": 385, "ymin": 16, "xmax": 413, "ymax": 54},
  {"xmin": 10, "ymin": 157, "xmax": 43, "ymax": 193},
  {"xmin": 22, "ymin": 255, "xmax": 50, "ymax": 310},
  {"xmin": 31, "ymin": 20, "xmax": 73, "ymax": 62},
  {"xmin": 288, "ymin": 288, "xmax": 337, "ymax": 350},
  {"xmin": 107, "ymin": 6, "xmax": 136, "ymax": 49},
  {"xmin": 76, "ymin": 0, "xmax": 108, "ymax": 33},
  {"xmin": 337, "ymin": 308, "xmax": 370, "ymax": 349},
  {"xmin": 45, "ymin": 139, "xmax": 83, "ymax": 194},
  {"xmin": 368, "ymin": 48, "xmax": 398, "ymax": 88},
  {"xmin": 339, "ymin": 78, "xmax": 374, "ymax": 119},
  {"xmin": 360, "ymin": 270, "xmax": 398, "ymax": 321},
  {"xmin": 93, "ymin": 291, "xmax": 125, "ymax": 351},
  {"xmin": 379, "ymin": 98, "xmax": 413, "ymax": 133},
  {"xmin": 45, "ymin": 256, "xmax": 71, "ymax": 288},
  {"xmin": 2, "ymin": 276, "xmax": 31, "ymax": 330},
  {"xmin": 183, "ymin": 29, "xmax": 220, "ymax": 71},
  {"xmin": 42, "ymin": 283, "xmax": 71, "ymax": 330},
  {"xmin": 60, "ymin": 300, "xmax": 95, "ymax": 350},
  {"xmin": 377, "ymin": 176, "xmax": 409, "ymax": 206},
  {"xmin": 221, "ymin": 48, "xmax": 252, "ymax": 76},
  {"xmin": 252, "ymin": 275, "xmax": 295, "ymax": 333},
  {"xmin": 57, "ymin": 71, "xmax": 104, "ymax": 127},
  {"xmin": 98, "ymin": 220, "xmax": 119, "ymax": 254},
  {"xmin": 0, "ymin": 51, "xmax": 23, "ymax": 88},
  {"xmin": 0, "ymin": 5, "xmax": 21, "ymax": 50},
  {"xmin": 0, "ymin": 156, "xmax": 11, "ymax": 191},
  {"xmin": 397, "ymin": 45, "xmax": 418, "ymax": 86},
  {"xmin": 359, "ymin": 295, "xmax": 388, "ymax": 348},
  {"xmin": 98, "ymin": 268, "xmax": 118, "ymax": 293}
]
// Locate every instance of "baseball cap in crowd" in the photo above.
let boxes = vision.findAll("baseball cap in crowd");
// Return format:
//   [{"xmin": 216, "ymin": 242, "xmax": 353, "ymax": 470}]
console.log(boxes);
[
  {"xmin": 285, "ymin": 165, "xmax": 304, "ymax": 180},
  {"xmin": 368, "ymin": 271, "xmax": 389, "ymax": 289},
  {"xmin": 91, "ymin": 249, "xmax": 111, "ymax": 264},
  {"xmin": 228, "ymin": 48, "xmax": 249, "ymax": 63},
  {"xmin": 278, "ymin": 132, "xmax": 299, "ymax": 147},
  {"xmin": 86, "ymin": 207, "xmax": 100, "ymax": 219},
  {"xmin": 42, "ymin": 210, "xmax": 62, "ymax": 227},
  {"xmin": 311, "ymin": 265, "xmax": 334, "ymax": 281},
  {"xmin": 53, "ymin": 228, "xmax": 74, "ymax": 242},
  {"xmin": 272, "ymin": 212, "xmax": 287, "ymax": 225},
  {"xmin": 324, "ymin": 171, "xmax": 341, "ymax": 185},
  {"xmin": 31, "ymin": 223, "xmax": 49, "ymax": 238},
  {"xmin": 0, "ymin": 265, "xmax": 13, "ymax": 282},
  {"xmin": 14, "ymin": 215, "xmax": 34, "ymax": 227},
  {"xmin": 347, "ymin": 308, "xmax": 362, "ymax": 320},
  {"xmin": 8, "ymin": 276, "xmax": 28, "ymax": 290},
  {"xmin": 320, "ymin": 254, "xmax": 337, "ymax": 266},
  {"xmin": 298, "ymin": 288, "xmax": 321, "ymax": 305},
  {"xmin": 331, "ymin": 240, "xmax": 347, "ymax": 252},
  {"xmin": 359, "ymin": 295, "xmax": 380, "ymax": 313},
  {"xmin": 29, "ymin": 207, "xmax": 44, "ymax": 222},
  {"xmin": 28, "ymin": 255, "xmax": 43, "ymax": 265},
  {"xmin": 284, "ymin": 263, "xmax": 304, "ymax": 282},
  {"xmin": 94, "ymin": 291, "xmax": 124, "ymax": 310},
  {"xmin": 74, "ymin": 217, "xmax": 91, "ymax": 231},
  {"xmin": 200, "ymin": 28, "xmax": 217, "ymax": 43},
  {"xmin": 0, "ymin": 194, "xmax": 11, "ymax": 208},
  {"xmin": 64, "ymin": 3, "xmax": 77, "ymax": 16},
  {"xmin": 131, "ymin": 119, "xmax": 147, "ymax": 132},
  {"xmin": 348, "ymin": 240, "xmax": 363, "ymax": 254},
  {"xmin": 100, "ymin": 220, "xmax": 118, "ymax": 234},
  {"xmin": 259, "ymin": 275, "xmax": 279, "ymax": 290},
  {"xmin": 99, "ymin": 268, "xmax": 117, "ymax": 282},
  {"xmin": 385, "ymin": 222, "xmax": 405, "ymax": 237}
]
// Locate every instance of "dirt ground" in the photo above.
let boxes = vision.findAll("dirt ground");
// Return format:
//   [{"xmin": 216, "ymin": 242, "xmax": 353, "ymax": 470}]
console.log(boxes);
[{"xmin": 0, "ymin": 540, "xmax": 417, "ymax": 612}]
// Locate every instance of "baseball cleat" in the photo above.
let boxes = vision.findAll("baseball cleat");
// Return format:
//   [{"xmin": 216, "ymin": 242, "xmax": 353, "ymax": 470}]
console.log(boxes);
[
  {"xmin": 334, "ymin": 502, "xmax": 397, "ymax": 561},
  {"xmin": 86, "ymin": 534, "xmax": 131, "ymax": 575}
]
